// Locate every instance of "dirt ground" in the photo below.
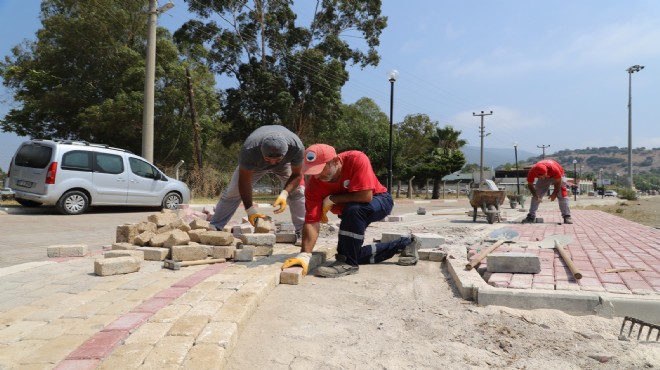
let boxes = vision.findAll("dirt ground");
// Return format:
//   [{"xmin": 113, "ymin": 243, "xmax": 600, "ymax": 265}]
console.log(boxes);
[
  {"xmin": 576, "ymin": 195, "xmax": 660, "ymax": 229},
  {"xmin": 226, "ymin": 199, "xmax": 660, "ymax": 369}
]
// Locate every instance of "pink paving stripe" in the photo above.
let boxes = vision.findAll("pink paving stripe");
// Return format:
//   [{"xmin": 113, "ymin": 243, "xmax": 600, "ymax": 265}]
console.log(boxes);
[{"xmin": 58, "ymin": 262, "xmax": 231, "ymax": 367}]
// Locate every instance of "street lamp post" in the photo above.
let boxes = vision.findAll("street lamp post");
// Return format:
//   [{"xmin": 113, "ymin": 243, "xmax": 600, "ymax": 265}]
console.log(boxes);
[
  {"xmin": 626, "ymin": 64, "xmax": 644, "ymax": 190},
  {"xmin": 573, "ymin": 159, "xmax": 577, "ymax": 201},
  {"xmin": 142, "ymin": 0, "xmax": 175, "ymax": 163},
  {"xmin": 513, "ymin": 142, "xmax": 520, "ymax": 195},
  {"xmin": 387, "ymin": 70, "xmax": 398, "ymax": 193},
  {"xmin": 599, "ymin": 168, "xmax": 604, "ymax": 199}
]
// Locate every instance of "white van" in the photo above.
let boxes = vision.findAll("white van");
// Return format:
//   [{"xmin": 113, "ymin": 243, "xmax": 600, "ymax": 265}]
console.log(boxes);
[{"xmin": 7, "ymin": 139, "xmax": 190, "ymax": 215}]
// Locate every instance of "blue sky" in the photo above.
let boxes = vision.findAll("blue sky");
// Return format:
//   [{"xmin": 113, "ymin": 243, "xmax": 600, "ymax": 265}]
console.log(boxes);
[{"xmin": 2, "ymin": 1, "xmax": 659, "ymax": 171}]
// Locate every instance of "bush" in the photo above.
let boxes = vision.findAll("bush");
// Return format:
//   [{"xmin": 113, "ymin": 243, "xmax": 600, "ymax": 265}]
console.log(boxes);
[{"xmin": 617, "ymin": 188, "xmax": 638, "ymax": 201}]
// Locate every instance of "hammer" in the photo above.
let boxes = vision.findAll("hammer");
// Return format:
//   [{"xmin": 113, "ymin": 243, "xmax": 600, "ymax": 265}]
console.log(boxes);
[{"xmin": 163, "ymin": 258, "xmax": 226, "ymax": 270}]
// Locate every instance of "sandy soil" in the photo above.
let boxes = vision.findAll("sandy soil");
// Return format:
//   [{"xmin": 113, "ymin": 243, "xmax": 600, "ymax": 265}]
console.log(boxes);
[
  {"xmin": 576, "ymin": 195, "xmax": 660, "ymax": 229},
  {"xmin": 227, "ymin": 199, "xmax": 660, "ymax": 369}
]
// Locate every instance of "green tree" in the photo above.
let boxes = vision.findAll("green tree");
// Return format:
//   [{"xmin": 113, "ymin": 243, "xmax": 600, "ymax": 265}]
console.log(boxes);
[
  {"xmin": 0, "ymin": 0, "xmax": 222, "ymax": 167},
  {"xmin": 424, "ymin": 126, "xmax": 467, "ymax": 198},
  {"xmin": 174, "ymin": 0, "xmax": 387, "ymax": 143}
]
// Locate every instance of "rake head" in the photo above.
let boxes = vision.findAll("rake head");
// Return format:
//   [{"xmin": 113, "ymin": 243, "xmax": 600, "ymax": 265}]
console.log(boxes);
[{"xmin": 619, "ymin": 316, "xmax": 660, "ymax": 341}]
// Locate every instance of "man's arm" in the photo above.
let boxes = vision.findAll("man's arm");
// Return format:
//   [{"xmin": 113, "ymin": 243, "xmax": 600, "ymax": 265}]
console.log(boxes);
[
  {"xmin": 329, "ymin": 189, "xmax": 373, "ymax": 204},
  {"xmin": 282, "ymin": 165, "xmax": 302, "ymax": 194},
  {"xmin": 300, "ymin": 222, "xmax": 320, "ymax": 253},
  {"xmin": 238, "ymin": 167, "xmax": 254, "ymax": 209},
  {"xmin": 527, "ymin": 183, "xmax": 538, "ymax": 200},
  {"xmin": 549, "ymin": 177, "xmax": 562, "ymax": 201}
]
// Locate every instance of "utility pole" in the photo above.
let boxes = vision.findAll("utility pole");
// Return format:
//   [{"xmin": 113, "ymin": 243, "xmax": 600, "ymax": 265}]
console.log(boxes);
[
  {"xmin": 537, "ymin": 144, "xmax": 550, "ymax": 159},
  {"xmin": 473, "ymin": 111, "xmax": 493, "ymax": 184},
  {"xmin": 185, "ymin": 67, "xmax": 203, "ymax": 175}
]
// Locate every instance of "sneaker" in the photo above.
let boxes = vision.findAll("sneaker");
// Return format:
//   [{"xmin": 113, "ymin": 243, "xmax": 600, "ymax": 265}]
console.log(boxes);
[
  {"xmin": 294, "ymin": 230, "xmax": 302, "ymax": 246},
  {"xmin": 563, "ymin": 216, "xmax": 573, "ymax": 224},
  {"xmin": 397, "ymin": 237, "xmax": 421, "ymax": 266},
  {"xmin": 521, "ymin": 215, "xmax": 535, "ymax": 224},
  {"xmin": 316, "ymin": 255, "xmax": 359, "ymax": 278}
]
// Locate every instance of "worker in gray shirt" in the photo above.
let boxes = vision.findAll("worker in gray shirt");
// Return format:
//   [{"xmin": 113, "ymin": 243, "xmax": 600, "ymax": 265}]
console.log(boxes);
[{"xmin": 210, "ymin": 125, "xmax": 305, "ymax": 236}]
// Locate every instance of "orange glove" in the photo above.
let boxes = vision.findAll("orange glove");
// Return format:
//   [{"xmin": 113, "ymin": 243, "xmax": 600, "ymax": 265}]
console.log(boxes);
[
  {"xmin": 281, "ymin": 252, "xmax": 312, "ymax": 275},
  {"xmin": 246, "ymin": 206, "xmax": 267, "ymax": 226},
  {"xmin": 320, "ymin": 195, "xmax": 335, "ymax": 224},
  {"xmin": 272, "ymin": 190, "xmax": 288, "ymax": 214}
]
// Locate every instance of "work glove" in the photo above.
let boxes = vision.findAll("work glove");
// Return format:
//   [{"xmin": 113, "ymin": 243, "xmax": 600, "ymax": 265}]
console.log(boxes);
[
  {"xmin": 246, "ymin": 206, "xmax": 267, "ymax": 226},
  {"xmin": 281, "ymin": 252, "xmax": 312, "ymax": 275},
  {"xmin": 272, "ymin": 190, "xmax": 289, "ymax": 214},
  {"xmin": 320, "ymin": 195, "xmax": 335, "ymax": 224}
]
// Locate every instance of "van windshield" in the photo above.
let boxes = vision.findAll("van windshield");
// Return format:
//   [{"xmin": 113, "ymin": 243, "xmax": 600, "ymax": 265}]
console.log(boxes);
[{"xmin": 15, "ymin": 144, "xmax": 52, "ymax": 168}]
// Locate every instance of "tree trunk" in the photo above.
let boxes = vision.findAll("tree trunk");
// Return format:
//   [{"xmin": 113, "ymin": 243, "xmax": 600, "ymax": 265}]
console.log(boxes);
[
  {"xmin": 432, "ymin": 178, "xmax": 441, "ymax": 199},
  {"xmin": 407, "ymin": 176, "xmax": 415, "ymax": 198},
  {"xmin": 396, "ymin": 181, "xmax": 401, "ymax": 198}
]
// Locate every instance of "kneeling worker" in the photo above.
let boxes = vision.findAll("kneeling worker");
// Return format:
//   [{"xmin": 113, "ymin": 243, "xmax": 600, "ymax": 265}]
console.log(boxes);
[{"xmin": 282, "ymin": 144, "xmax": 420, "ymax": 278}]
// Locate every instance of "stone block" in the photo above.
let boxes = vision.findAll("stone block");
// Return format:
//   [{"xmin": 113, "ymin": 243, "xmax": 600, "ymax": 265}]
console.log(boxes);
[
  {"xmin": 240, "ymin": 245, "xmax": 273, "ymax": 257},
  {"xmin": 275, "ymin": 233, "xmax": 297, "ymax": 243},
  {"xmin": 238, "ymin": 233, "xmax": 276, "ymax": 246},
  {"xmin": 487, "ymin": 253, "xmax": 541, "ymax": 273},
  {"xmin": 388, "ymin": 215, "xmax": 405, "ymax": 222},
  {"xmin": 234, "ymin": 248, "xmax": 254, "ymax": 262},
  {"xmin": 178, "ymin": 222, "xmax": 192, "ymax": 232},
  {"xmin": 232, "ymin": 224, "xmax": 254, "ymax": 236},
  {"xmin": 116, "ymin": 224, "xmax": 139, "ymax": 243},
  {"xmin": 198, "ymin": 231, "xmax": 234, "ymax": 246},
  {"xmin": 171, "ymin": 244, "xmax": 208, "ymax": 261},
  {"xmin": 187, "ymin": 229, "xmax": 206, "ymax": 243},
  {"xmin": 47, "ymin": 244, "xmax": 88, "ymax": 257},
  {"xmin": 94, "ymin": 256, "xmax": 140, "ymax": 276},
  {"xmin": 418, "ymin": 248, "xmax": 433, "ymax": 260},
  {"xmin": 189, "ymin": 218, "xmax": 212, "ymax": 230},
  {"xmin": 411, "ymin": 233, "xmax": 445, "ymax": 249},
  {"xmin": 211, "ymin": 246, "xmax": 236, "ymax": 260},
  {"xmin": 137, "ymin": 221, "xmax": 157, "ymax": 234},
  {"xmin": 111, "ymin": 242, "xmax": 138, "ymax": 250},
  {"xmin": 278, "ymin": 222, "xmax": 296, "ymax": 232},
  {"xmin": 280, "ymin": 252, "xmax": 326, "ymax": 285},
  {"xmin": 150, "ymin": 231, "xmax": 172, "ymax": 248},
  {"xmin": 137, "ymin": 247, "xmax": 170, "ymax": 261},
  {"xmin": 254, "ymin": 217, "xmax": 272, "ymax": 233},
  {"xmin": 163, "ymin": 229, "xmax": 191, "ymax": 248},
  {"xmin": 134, "ymin": 231, "xmax": 155, "ymax": 246},
  {"xmin": 147, "ymin": 212, "xmax": 180, "ymax": 227},
  {"xmin": 381, "ymin": 232, "xmax": 409, "ymax": 243},
  {"xmin": 429, "ymin": 250, "xmax": 447, "ymax": 262},
  {"xmin": 104, "ymin": 250, "xmax": 144, "ymax": 261}
]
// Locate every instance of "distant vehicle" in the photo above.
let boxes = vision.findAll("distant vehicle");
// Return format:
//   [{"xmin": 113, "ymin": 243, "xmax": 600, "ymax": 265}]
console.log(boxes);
[
  {"xmin": 604, "ymin": 190, "xmax": 618, "ymax": 197},
  {"xmin": 7, "ymin": 139, "xmax": 190, "ymax": 215},
  {"xmin": 1, "ymin": 187, "xmax": 15, "ymax": 201}
]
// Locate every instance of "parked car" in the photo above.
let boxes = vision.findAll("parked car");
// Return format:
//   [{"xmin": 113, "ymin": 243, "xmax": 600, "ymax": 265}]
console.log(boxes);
[
  {"xmin": 604, "ymin": 190, "xmax": 618, "ymax": 197},
  {"xmin": 7, "ymin": 139, "xmax": 190, "ymax": 215},
  {"xmin": 0, "ymin": 187, "xmax": 15, "ymax": 201}
]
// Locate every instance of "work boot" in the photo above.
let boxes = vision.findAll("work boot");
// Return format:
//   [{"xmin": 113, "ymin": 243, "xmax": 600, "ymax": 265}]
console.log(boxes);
[
  {"xmin": 294, "ymin": 230, "xmax": 302, "ymax": 246},
  {"xmin": 397, "ymin": 237, "xmax": 421, "ymax": 266},
  {"xmin": 316, "ymin": 254, "xmax": 359, "ymax": 278},
  {"xmin": 563, "ymin": 216, "xmax": 574, "ymax": 224},
  {"xmin": 521, "ymin": 215, "xmax": 535, "ymax": 224}
]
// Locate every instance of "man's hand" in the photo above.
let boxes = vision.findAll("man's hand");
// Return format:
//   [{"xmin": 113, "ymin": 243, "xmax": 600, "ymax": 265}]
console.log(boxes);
[
  {"xmin": 320, "ymin": 195, "xmax": 335, "ymax": 223},
  {"xmin": 246, "ymin": 206, "xmax": 267, "ymax": 226},
  {"xmin": 281, "ymin": 252, "xmax": 312, "ymax": 275},
  {"xmin": 272, "ymin": 190, "xmax": 289, "ymax": 214}
]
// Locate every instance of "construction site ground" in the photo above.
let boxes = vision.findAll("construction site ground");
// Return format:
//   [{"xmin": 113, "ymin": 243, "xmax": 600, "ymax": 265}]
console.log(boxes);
[{"xmin": 0, "ymin": 195, "xmax": 658, "ymax": 369}]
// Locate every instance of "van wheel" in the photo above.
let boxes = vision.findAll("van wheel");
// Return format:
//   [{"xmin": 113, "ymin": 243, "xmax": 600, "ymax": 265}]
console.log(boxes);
[
  {"xmin": 162, "ymin": 192, "xmax": 182, "ymax": 210},
  {"xmin": 16, "ymin": 199, "xmax": 42, "ymax": 207},
  {"xmin": 57, "ymin": 191, "xmax": 89, "ymax": 215}
]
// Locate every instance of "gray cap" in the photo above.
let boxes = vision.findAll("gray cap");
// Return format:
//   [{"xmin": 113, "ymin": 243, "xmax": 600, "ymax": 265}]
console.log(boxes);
[{"xmin": 261, "ymin": 134, "xmax": 288, "ymax": 158}]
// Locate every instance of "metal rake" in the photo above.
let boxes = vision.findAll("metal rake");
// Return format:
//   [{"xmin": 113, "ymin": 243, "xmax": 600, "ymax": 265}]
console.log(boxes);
[{"xmin": 619, "ymin": 316, "xmax": 660, "ymax": 341}]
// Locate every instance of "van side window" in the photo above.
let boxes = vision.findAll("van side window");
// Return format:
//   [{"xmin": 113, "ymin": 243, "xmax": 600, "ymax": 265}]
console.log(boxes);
[
  {"xmin": 129, "ymin": 157, "xmax": 161, "ymax": 179},
  {"xmin": 95, "ymin": 153, "xmax": 124, "ymax": 174},
  {"xmin": 61, "ymin": 151, "xmax": 92, "ymax": 171},
  {"xmin": 15, "ymin": 144, "xmax": 52, "ymax": 169}
]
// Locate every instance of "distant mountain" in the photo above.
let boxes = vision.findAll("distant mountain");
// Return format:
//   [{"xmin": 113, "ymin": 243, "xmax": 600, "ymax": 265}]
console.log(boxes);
[{"xmin": 461, "ymin": 146, "xmax": 537, "ymax": 169}]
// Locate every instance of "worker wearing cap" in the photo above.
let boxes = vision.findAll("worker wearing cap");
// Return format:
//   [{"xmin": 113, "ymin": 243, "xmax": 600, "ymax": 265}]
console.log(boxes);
[
  {"xmin": 209, "ymin": 125, "xmax": 305, "ymax": 235},
  {"xmin": 281, "ymin": 144, "xmax": 420, "ymax": 278},
  {"xmin": 522, "ymin": 159, "xmax": 573, "ymax": 224}
]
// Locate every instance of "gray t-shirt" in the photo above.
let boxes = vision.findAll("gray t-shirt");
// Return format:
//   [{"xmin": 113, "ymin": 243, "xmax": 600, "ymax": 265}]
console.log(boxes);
[{"xmin": 239, "ymin": 125, "xmax": 304, "ymax": 171}]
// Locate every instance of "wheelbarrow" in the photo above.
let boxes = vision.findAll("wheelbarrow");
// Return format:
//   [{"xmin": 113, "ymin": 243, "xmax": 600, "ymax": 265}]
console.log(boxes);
[
  {"xmin": 506, "ymin": 194, "xmax": 526, "ymax": 209},
  {"xmin": 469, "ymin": 188, "xmax": 506, "ymax": 224}
]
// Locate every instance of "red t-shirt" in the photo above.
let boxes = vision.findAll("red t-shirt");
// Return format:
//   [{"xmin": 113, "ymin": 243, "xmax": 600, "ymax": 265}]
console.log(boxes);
[
  {"xmin": 304, "ymin": 151, "xmax": 387, "ymax": 223},
  {"xmin": 527, "ymin": 159, "xmax": 564, "ymax": 183}
]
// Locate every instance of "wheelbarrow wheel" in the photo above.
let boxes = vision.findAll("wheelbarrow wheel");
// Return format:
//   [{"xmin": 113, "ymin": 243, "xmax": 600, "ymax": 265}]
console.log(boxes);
[
  {"xmin": 510, "ymin": 201, "xmax": 517, "ymax": 209},
  {"xmin": 472, "ymin": 207, "xmax": 477, "ymax": 222},
  {"xmin": 486, "ymin": 204, "xmax": 497, "ymax": 224}
]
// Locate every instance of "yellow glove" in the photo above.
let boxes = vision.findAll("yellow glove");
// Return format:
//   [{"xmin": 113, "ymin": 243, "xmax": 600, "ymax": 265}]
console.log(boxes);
[
  {"xmin": 272, "ymin": 190, "xmax": 288, "ymax": 214},
  {"xmin": 246, "ymin": 206, "xmax": 267, "ymax": 226},
  {"xmin": 320, "ymin": 195, "xmax": 335, "ymax": 224},
  {"xmin": 281, "ymin": 252, "xmax": 312, "ymax": 275}
]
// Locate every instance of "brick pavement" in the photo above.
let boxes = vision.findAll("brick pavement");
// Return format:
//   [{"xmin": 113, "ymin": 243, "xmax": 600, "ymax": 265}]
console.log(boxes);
[{"xmin": 475, "ymin": 209, "xmax": 660, "ymax": 295}]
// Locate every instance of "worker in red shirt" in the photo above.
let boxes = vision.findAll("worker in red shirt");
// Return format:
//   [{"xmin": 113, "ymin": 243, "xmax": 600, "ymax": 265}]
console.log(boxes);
[
  {"xmin": 281, "ymin": 144, "xmax": 420, "ymax": 278},
  {"xmin": 522, "ymin": 159, "xmax": 573, "ymax": 224}
]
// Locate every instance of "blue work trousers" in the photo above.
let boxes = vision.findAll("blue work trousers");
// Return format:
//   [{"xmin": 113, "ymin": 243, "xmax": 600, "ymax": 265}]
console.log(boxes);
[{"xmin": 337, "ymin": 192, "xmax": 407, "ymax": 266}]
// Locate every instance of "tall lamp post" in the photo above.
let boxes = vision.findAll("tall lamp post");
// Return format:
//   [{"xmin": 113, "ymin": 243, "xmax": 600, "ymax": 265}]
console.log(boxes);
[
  {"xmin": 626, "ymin": 64, "xmax": 644, "ymax": 190},
  {"xmin": 387, "ymin": 69, "xmax": 399, "ymax": 193},
  {"xmin": 142, "ymin": 0, "xmax": 175, "ymax": 163},
  {"xmin": 573, "ymin": 159, "xmax": 577, "ymax": 201},
  {"xmin": 599, "ymin": 168, "xmax": 604, "ymax": 199},
  {"xmin": 513, "ymin": 142, "xmax": 521, "ymax": 195}
]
